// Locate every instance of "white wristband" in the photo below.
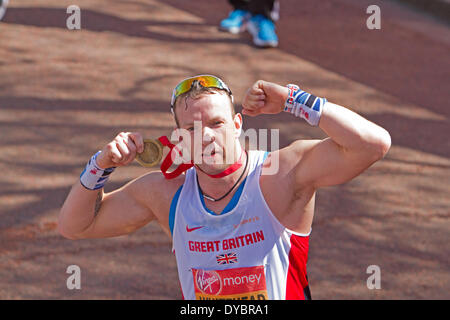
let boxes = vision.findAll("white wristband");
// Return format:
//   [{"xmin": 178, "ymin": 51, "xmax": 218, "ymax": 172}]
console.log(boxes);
[
  {"xmin": 80, "ymin": 151, "xmax": 115, "ymax": 190},
  {"xmin": 284, "ymin": 84, "xmax": 326, "ymax": 126}
]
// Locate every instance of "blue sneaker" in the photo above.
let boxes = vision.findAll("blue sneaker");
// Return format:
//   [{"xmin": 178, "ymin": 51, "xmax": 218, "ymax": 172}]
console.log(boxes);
[
  {"xmin": 0, "ymin": 0, "xmax": 9, "ymax": 21},
  {"xmin": 247, "ymin": 14, "xmax": 278, "ymax": 48},
  {"xmin": 220, "ymin": 9, "xmax": 251, "ymax": 34}
]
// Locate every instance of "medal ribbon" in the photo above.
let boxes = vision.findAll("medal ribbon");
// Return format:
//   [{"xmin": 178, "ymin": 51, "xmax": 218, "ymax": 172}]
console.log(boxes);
[{"xmin": 158, "ymin": 136, "xmax": 244, "ymax": 179}]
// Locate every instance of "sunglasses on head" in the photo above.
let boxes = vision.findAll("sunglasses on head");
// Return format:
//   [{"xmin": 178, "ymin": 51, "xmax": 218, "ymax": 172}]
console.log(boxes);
[{"xmin": 170, "ymin": 75, "xmax": 233, "ymax": 113}]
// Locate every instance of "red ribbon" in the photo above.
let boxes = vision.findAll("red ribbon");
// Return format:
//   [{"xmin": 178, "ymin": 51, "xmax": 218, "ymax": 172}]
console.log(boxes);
[
  {"xmin": 158, "ymin": 136, "xmax": 244, "ymax": 180},
  {"xmin": 196, "ymin": 147, "xmax": 244, "ymax": 178},
  {"xmin": 158, "ymin": 136, "xmax": 194, "ymax": 180}
]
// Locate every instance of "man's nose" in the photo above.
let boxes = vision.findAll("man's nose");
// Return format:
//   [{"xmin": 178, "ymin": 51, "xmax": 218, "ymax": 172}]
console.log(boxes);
[
  {"xmin": 202, "ymin": 126, "xmax": 216, "ymax": 145},
  {"xmin": 203, "ymin": 127, "xmax": 215, "ymax": 139}
]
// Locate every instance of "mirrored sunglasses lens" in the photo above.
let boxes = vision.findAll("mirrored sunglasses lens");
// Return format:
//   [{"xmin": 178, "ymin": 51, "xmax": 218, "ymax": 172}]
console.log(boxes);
[{"xmin": 175, "ymin": 76, "xmax": 222, "ymax": 97}]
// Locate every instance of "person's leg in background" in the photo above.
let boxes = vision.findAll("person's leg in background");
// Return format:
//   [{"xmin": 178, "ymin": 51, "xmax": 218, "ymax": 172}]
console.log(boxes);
[
  {"xmin": 219, "ymin": 0, "xmax": 252, "ymax": 34},
  {"xmin": 247, "ymin": 0, "xmax": 279, "ymax": 48},
  {"xmin": 220, "ymin": 0, "xmax": 279, "ymax": 48},
  {"xmin": 247, "ymin": 0, "xmax": 278, "ymax": 22}
]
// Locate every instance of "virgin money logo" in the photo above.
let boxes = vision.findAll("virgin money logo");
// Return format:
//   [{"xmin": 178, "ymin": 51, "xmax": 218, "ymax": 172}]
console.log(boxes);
[{"xmin": 195, "ymin": 269, "xmax": 222, "ymax": 295}]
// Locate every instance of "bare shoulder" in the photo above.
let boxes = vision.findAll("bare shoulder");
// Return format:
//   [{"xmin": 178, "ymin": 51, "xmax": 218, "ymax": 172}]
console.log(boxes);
[
  {"xmin": 259, "ymin": 140, "xmax": 321, "ymax": 233},
  {"xmin": 261, "ymin": 139, "xmax": 322, "ymax": 178},
  {"xmin": 124, "ymin": 170, "xmax": 185, "ymax": 230}
]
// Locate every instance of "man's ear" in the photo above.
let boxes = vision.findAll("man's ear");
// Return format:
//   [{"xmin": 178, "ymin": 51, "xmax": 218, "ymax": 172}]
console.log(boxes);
[{"xmin": 233, "ymin": 113, "xmax": 243, "ymax": 138}]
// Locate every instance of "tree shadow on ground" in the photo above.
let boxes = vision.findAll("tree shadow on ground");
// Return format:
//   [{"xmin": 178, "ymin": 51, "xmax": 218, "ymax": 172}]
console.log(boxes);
[{"xmin": 2, "ymin": 6, "xmax": 247, "ymax": 45}]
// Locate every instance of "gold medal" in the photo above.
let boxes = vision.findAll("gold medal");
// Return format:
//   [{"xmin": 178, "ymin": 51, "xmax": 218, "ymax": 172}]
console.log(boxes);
[{"xmin": 135, "ymin": 139, "xmax": 163, "ymax": 167}]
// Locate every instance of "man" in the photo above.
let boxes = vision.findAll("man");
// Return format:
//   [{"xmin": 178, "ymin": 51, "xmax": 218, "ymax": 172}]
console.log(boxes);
[
  {"xmin": 58, "ymin": 75, "xmax": 391, "ymax": 300},
  {"xmin": 0, "ymin": 0, "xmax": 9, "ymax": 21},
  {"xmin": 220, "ymin": 0, "xmax": 279, "ymax": 48}
]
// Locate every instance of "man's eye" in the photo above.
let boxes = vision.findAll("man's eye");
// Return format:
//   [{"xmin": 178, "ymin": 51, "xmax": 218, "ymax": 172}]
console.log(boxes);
[
  {"xmin": 214, "ymin": 121, "xmax": 223, "ymax": 126},
  {"xmin": 187, "ymin": 127, "xmax": 194, "ymax": 131}
]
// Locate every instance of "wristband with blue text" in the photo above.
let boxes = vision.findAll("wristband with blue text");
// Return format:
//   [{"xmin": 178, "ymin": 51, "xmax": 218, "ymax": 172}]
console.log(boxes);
[
  {"xmin": 284, "ymin": 84, "xmax": 327, "ymax": 126},
  {"xmin": 79, "ymin": 151, "xmax": 115, "ymax": 190}
]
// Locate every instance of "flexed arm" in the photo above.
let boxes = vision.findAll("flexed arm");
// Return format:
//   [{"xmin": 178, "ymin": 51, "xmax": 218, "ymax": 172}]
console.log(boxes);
[{"xmin": 242, "ymin": 80, "xmax": 391, "ymax": 189}]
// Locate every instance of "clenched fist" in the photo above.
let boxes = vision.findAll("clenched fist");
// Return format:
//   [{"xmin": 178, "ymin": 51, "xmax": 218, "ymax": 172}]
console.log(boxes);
[
  {"xmin": 242, "ymin": 80, "xmax": 289, "ymax": 117},
  {"xmin": 96, "ymin": 132, "xmax": 144, "ymax": 169}
]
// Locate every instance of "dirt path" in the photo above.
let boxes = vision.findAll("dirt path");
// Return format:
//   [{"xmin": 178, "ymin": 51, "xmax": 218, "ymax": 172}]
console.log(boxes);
[{"xmin": 0, "ymin": 0, "xmax": 449, "ymax": 299}]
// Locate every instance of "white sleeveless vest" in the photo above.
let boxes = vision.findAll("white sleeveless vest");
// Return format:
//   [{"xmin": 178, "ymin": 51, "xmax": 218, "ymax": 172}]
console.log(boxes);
[{"xmin": 171, "ymin": 150, "xmax": 311, "ymax": 300}]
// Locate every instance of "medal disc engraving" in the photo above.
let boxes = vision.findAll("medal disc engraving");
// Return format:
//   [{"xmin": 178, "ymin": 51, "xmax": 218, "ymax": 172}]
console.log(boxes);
[{"xmin": 135, "ymin": 139, "xmax": 163, "ymax": 167}]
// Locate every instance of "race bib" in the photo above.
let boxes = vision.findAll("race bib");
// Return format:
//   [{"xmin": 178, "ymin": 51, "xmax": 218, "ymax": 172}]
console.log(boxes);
[{"xmin": 192, "ymin": 266, "xmax": 268, "ymax": 300}]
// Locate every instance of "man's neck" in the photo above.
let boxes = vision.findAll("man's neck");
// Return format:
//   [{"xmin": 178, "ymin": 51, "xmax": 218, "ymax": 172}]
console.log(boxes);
[{"xmin": 196, "ymin": 148, "xmax": 248, "ymax": 200}]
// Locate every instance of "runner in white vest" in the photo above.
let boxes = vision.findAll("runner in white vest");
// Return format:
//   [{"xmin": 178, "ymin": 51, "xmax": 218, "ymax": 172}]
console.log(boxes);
[
  {"xmin": 58, "ymin": 75, "xmax": 391, "ymax": 300},
  {"xmin": 172, "ymin": 149, "xmax": 311, "ymax": 299}
]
